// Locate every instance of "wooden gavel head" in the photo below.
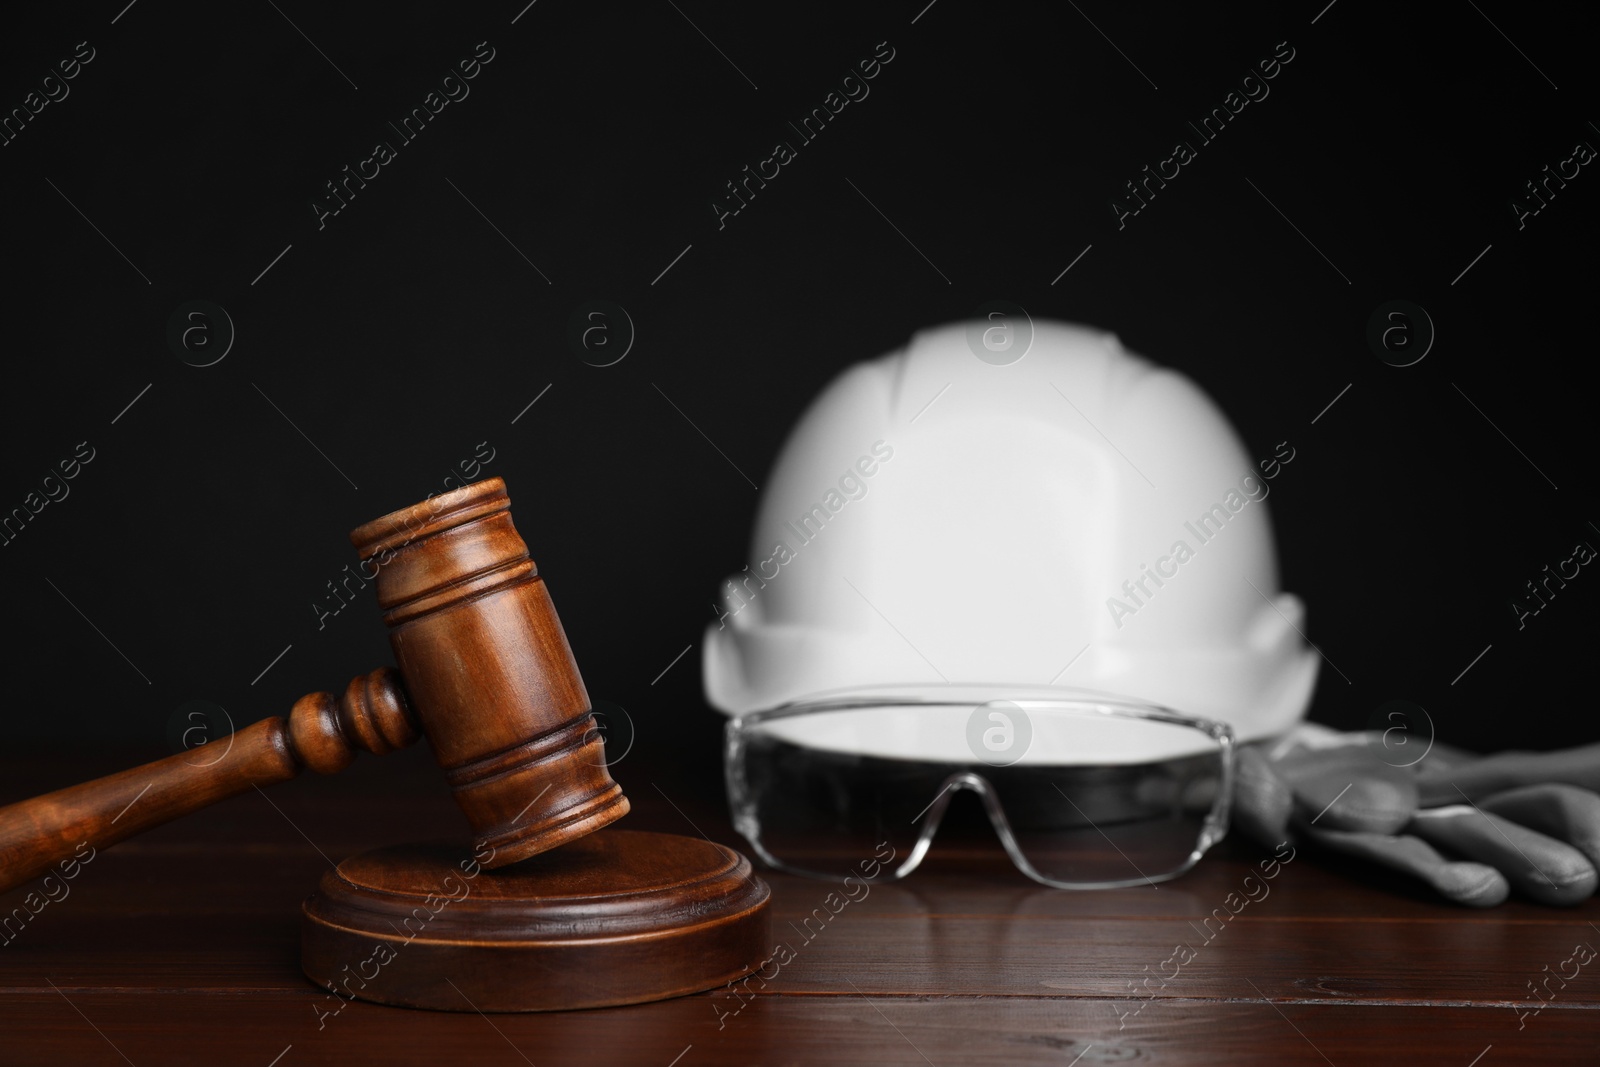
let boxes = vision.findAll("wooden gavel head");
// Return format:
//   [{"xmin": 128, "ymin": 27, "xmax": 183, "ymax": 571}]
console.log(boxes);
[
  {"xmin": 343, "ymin": 476, "xmax": 629, "ymax": 867},
  {"xmin": 0, "ymin": 477, "xmax": 628, "ymax": 894}
]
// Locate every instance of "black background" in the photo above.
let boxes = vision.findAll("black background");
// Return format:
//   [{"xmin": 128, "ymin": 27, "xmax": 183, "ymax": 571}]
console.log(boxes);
[{"xmin": 2, "ymin": 0, "xmax": 1595, "ymax": 796}]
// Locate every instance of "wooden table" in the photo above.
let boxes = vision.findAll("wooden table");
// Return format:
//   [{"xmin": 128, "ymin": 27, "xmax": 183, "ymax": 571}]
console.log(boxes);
[{"xmin": 3, "ymin": 745, "xmax": 1596, "ymax": 1065}]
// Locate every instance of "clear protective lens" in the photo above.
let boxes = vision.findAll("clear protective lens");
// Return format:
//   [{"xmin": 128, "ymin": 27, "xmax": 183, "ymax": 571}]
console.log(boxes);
[
  {"xmin": 729, "ymin": 700, "xmax": 1227, "ymax": 887},
  {"xmin": 730, "ymin": 720, "xmax": 937, "ymax": 877},
  {"xmin": 985, "ymin": 750, "xmax": 1222, "ymax": 887}
]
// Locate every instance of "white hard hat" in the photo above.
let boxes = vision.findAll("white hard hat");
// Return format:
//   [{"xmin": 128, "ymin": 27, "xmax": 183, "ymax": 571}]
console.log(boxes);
[{"xmin": 703, "ymin": 319, "xmax": 1318, "ymax": 761}]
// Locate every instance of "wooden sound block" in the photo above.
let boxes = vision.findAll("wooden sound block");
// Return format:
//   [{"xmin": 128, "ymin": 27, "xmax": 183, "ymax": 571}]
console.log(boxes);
[{"xmin": 301, "ymin": 829, "xmax": 771, "ymax": 1012}]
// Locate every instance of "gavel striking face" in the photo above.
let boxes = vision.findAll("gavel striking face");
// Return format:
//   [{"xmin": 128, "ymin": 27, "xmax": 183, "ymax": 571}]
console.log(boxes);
[{"xmin": 0, "ymin": 477, "xmax": 628, "ymax": 894}]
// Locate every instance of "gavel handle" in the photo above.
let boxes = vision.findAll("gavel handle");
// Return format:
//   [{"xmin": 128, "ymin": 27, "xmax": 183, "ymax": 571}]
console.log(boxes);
[{"xmin": 0, "ymin": 668, "xmax": 418, "ymax": 896}]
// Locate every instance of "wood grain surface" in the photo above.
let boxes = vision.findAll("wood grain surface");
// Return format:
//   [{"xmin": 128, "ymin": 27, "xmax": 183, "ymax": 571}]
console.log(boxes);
[{"xmin": 2, "ymin": 744, "xmax": 1597, "ymax": 1065}]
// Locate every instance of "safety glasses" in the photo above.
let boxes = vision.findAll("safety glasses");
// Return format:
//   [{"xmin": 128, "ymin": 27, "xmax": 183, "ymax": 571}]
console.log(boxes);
[{"xmin": 725, "ymin": 696, "xmax": 1235, "ymax": 889}]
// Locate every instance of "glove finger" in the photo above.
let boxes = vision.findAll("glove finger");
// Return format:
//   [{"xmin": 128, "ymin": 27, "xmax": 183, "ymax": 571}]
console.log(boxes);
[
  {"xmin": 1408, "ymin": 805, "xmax": 1597, "ymax": 906},
  {"xmin": 1278, "ymin": 747, "xmax": 1417, "ymax": 835},
  {"xmin": 1233, "ymin": 746, "xmax": 1293, "ymax": 849},
  {"xmin": 1417, "ymin": 743, "xmax": 1600, "ymax": 806},
  {"xmin": 1414, "ymin": 740, "xmax": 1481, "ymax": 774},
  {"xmin": 1478, "ymin": 784, "xmax": 1600, "ymax": 874},
  {"xmin": 1303, "ymin": 825, "xmax": 1508, "ymax": 907}
]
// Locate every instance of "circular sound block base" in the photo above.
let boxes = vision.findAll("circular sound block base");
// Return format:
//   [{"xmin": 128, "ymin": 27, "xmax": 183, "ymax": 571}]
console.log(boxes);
[{"xmin": 301, "ymin": 829, "xmax": 771, "ymax": 1011}]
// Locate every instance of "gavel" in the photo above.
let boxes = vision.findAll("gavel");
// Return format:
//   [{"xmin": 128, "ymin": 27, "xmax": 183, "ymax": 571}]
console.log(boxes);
[{"xmin": 0, "ymin": 477, "xmax": 629, "ymax": 895}]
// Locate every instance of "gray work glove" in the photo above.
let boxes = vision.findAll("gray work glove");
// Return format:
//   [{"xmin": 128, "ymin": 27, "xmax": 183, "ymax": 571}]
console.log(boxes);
[{"xmin": 1233, "ymin": 724, "xmax": 1600, "ymax": 907}]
